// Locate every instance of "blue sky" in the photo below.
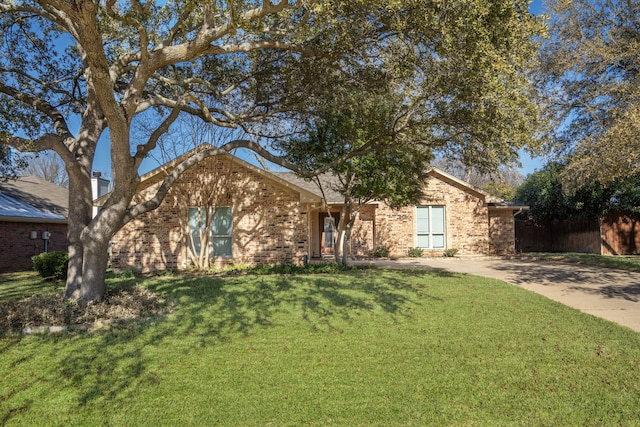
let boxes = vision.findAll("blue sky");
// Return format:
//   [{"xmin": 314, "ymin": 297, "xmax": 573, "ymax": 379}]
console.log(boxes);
[
  {"xmin": 93, "ymin": 0, "xmax": 549, "ymax": 179},
  {"xmin": 516, "ymin": 0, "xmax": 545, "ymax": 175}
]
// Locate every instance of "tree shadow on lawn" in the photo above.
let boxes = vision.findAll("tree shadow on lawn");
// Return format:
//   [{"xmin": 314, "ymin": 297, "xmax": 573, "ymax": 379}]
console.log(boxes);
[{"xmin": 2, "ymin": 268, "xmax": 446, "ymax": 418}]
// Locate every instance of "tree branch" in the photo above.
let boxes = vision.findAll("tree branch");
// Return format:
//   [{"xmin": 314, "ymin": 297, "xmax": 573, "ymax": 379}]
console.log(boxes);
[
  {"xmin": 202, "ymin": 40, "xmax": 328, "ymax": 58},
  {"xmin": 0, "ymin": 82, "xmax": 73, "ymax": 139},
  {"xmin": 1, "ymin": 133, "xmax": 75, "ymax": 164},
  {"xmin": 136, "ymin": 95, "xmax": 237, "ymax": 127},
  {"xmin": 133, "ymin": 102, "xmax": 184, "ymax": 168}
]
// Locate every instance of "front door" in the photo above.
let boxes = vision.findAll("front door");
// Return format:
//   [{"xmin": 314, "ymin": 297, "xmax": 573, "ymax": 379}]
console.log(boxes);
[{"xmin": 319, "ymin": 212, "xmax": 341, "ymax": 255}]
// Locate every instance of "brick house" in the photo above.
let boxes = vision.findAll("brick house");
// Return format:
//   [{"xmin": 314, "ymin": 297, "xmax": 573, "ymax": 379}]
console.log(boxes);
[
  {"xmin": 103, "ymin": 147, "xmax": 526, "ymax": 273},
  {"xmin": 0, "ymin": 176, "xmax": 69, "ymax": 273}
]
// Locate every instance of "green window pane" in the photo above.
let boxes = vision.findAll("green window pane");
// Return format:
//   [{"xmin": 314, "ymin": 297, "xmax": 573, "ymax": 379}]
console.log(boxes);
[
  {"xmin": 417, "ymin": 234, "xmax": 430, "ymax": 248},
  {"xmin": 432, "ymin": 206, "xmax": 445, "ymax": 234},
  {"xmin": 416, "ymin": 207, "xmax": 430, "ymax": 233},
  {"xmin": 212, "ymin": 207, "xmax": 232, "ymax": 236},
  {"xmin": 213, "ymin": 237, "xmax": 232, "ymax": 257},
  {"xmin": 432, "ymin": 234, "xmax": 445, "ymax": 248}
]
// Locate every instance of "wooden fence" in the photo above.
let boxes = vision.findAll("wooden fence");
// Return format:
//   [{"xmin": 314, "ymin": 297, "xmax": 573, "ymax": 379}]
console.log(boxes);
[
  {"xmin": 516, "ymin": 212, "xmax": 640, "ymax": 255},
  {"xmin": 600, "ymin": 211, "xmax": 640, "ymax": 255},
  {"xmin": 516, "ymin": 219, "xmax": 600, "ymax": 253}
]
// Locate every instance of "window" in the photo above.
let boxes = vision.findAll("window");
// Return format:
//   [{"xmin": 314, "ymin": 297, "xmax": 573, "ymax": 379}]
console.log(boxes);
[
  {"xmin": 211, "ymin": 206, "xmax": 232, "ymax": 257},
  {"xmin": 416, "ymin": 206, "xmax": 446, "ymax": 249},
  {"xmin": 188, "ymin": 206, "xmax": 233, "ymax": 258}
]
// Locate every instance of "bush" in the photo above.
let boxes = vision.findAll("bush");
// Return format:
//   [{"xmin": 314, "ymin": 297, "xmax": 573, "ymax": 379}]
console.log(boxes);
[
  {"xmin": 372, "ymin": 246, "xmax": 390, "ymax": 258},
  {"xmin": 443, "ymin": 248, "xmax": 459, "ymax": 258},
  {"xmin": 32, "ymin": 251, "xmax": 68, "ymax": 280},
  {"xmin": 407, "ymin": 247, "xmax": 424, "ymax": 257}
]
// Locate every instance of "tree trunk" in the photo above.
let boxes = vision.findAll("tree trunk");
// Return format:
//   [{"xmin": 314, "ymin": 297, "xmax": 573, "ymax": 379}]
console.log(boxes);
[
  {"xmin": 333, "ymin": 203, "xmax": 350, "ymax": 264},
  {"xmin": 341, "ymin": 213, "xmax": 357, "ymax": 266},
  {"xmin": 341, "ymin": 224, "xmax": 351, "ymax": 266},
  {"xmin": 64, "ymin": 241, "xmax": 84, "ymax": 300},
  {"xmin": 64, "ymin": 160, "xmax": 94, "ymax": 300},
  {"xmin": 79, "ymin": 237, "xmax": 110, "ymax": 301},
  {"xmin": 62, "ymin": 145, "xmax": 137, "ymax": 301}
]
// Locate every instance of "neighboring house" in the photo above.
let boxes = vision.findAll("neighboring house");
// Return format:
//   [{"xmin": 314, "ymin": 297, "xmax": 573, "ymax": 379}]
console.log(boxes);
[
  {"xmin": 0, "ymin": 176, "xmax": 69, "ymax": 272},
  {"xmin": 101, "ymin": 146, "xmax": 527, "ymax": 273}
]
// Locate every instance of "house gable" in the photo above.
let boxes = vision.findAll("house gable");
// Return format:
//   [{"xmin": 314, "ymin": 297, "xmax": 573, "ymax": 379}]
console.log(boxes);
[
  {"xmin": 350, "ymin": 169, "xmax": 511, "ymax": 258},
  {"xmin": 110, "ymin": 152, "xmax": 316, "ymax": 272},
  {"xmin": 95, "ymin": 146, "xmax": 321, "ymax": 208}
]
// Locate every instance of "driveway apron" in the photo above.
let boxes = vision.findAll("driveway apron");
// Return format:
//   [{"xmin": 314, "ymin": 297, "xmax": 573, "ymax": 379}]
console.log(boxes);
[{"xmin": 353, "ymin": 258, "xmax": 640, "ymax": 333}]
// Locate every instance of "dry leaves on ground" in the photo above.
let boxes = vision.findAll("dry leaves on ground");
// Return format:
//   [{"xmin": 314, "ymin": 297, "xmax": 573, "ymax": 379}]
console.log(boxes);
[{"xmin": 0, "ymin": 284, "xmax": 168, "ymax": 332}]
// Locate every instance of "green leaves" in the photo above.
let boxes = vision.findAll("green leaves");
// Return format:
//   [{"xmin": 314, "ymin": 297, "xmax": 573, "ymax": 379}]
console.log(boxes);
[{"xmin": 541, "ymin": 0, "xmax": 640, "ymax": 185}]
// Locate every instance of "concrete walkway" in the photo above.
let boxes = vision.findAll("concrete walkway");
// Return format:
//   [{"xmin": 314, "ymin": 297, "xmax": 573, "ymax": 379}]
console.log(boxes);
[{"xmin": 353, "ymin": 257, "xmax": 640, "ymax": 333}]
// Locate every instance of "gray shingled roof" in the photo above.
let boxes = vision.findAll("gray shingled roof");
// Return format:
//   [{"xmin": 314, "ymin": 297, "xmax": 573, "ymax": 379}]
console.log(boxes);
[
  {"xmin": 274, "ymin": 168, "xmax": 524, "ymax": 208},
  {"xmin": 0, "ymin": 176, "xmax": 68, "ymax": 222},
  {"xmin": 272, "ymin": 172, "xmax": 345, "ymax": 204}
]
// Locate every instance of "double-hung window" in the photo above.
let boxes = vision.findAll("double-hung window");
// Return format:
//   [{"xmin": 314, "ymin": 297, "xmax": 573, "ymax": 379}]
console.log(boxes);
[
  {"xmin": 416, "ymin": 206, "xmax": 446, "ymax": 249},
  {"xmin": 188, "ymin": 206, "xmax": 233, "ymax": 258}
]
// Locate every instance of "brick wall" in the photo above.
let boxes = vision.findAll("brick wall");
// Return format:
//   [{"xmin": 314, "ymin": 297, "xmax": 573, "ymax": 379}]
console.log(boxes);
[
  {"xmin": 350, "ymin": 204, "xmax": 376, "ymax": 255},
  {"xmin": 0, "ymin": 222, "xmax": 68, "ymax": 272},
  {"xmin": 488, "ymin": 210, "xmax": 516, "ymax": 255},
  {"xmin": 110, "ymin": 155, "xmax": 309, "ymax": 272},
  {"xmin": 351, "ymin": 173, "xmax": 491, "ymax": 257}
]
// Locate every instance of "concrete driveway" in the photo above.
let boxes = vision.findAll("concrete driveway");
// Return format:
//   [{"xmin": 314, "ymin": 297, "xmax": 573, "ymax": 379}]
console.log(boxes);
[{"xmin": 353, "ymin": 257, "xmax": 640, "ymax": 333}]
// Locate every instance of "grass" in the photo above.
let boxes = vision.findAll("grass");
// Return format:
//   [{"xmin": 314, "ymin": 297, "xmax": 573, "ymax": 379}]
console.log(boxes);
[
  {"xmin": 0, "ymin": 272, "xmax": 63, "ymax": 302},
  {"xmin": 1, "ymin": 268, "xmax": 640, "ymax": 426},
  {"xmin": 524, "ymin": 252, "xmax": 640, "ymax": 273}
]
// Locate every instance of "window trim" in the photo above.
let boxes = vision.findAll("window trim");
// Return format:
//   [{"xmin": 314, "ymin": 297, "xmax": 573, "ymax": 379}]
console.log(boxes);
[{"xmin": 415, "ymin": 205, "xmax": 446, "ymax": 249}]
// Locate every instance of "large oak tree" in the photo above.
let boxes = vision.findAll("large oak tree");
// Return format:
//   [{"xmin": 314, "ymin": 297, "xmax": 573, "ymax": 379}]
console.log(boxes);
[
  {"xmin": 540, "ymin": 0, "xmax": 640, "ymax": 187},
  {"xmin": 1, "ymin": 0, "xmax": 543, "ymax": 301}
]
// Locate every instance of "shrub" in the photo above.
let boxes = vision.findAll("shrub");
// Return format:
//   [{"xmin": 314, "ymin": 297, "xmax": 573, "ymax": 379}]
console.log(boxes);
[
  {"xmin": 32, "ymin": 251, "xmax": 69, "ymax": 280},
  {"xmin": 407, "ymin": 247, "xmax": 424, "ymax": 257},
  {"xmin": 372, "ymin": 246, "xmax": 390, "ymax": 258},
  {"xmin": 443, "ymin": 248, "xmax": 459, "ymax": 258}
]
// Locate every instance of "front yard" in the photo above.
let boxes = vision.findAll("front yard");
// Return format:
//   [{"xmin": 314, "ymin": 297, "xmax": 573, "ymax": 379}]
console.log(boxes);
[{"xmin": 1, "ymin": 267, "xmax": 639, "ymax": 426}]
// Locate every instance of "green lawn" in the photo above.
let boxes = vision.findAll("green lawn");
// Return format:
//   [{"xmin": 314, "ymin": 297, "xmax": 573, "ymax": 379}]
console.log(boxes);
[
  {"xmin": 525, "ymin": 252, "xmax": 640, "ymax": 272},
  {"xmin": 2, "ymin": 268, "xmax": 640, "ymax": 426}
]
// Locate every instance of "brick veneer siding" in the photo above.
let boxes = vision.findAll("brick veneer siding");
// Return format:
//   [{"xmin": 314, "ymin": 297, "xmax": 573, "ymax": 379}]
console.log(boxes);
[
  {"xmin": 110, "ymin": 155, "xmax": 310, "ymax": 272},
  {"xmin": 0, "ymin": 222, "xmax": 68, "ymax": 272},
  {"xmin": 488, "ymin": 210, "xmax": 516, "ymax": 255},
  {"xmin": 350, "ymin": 205, "xmax": 376, "ymax": 256},
  {"xmin": 350, "ymin": 173, "xmax": 491, "ymax": 257}
]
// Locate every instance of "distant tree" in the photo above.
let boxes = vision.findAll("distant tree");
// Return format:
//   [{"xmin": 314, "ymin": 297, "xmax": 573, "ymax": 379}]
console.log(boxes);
[
  {"xmin": 604, "ymin": 175, "xmax": 640, "ymax": 214},
  {"xmin": 514, "ymin": 162, "xmax": 613, "ymax": 221},
  {"xmin": 22, "ymin": 151, "xmax": 69, "ymax": 187},
  {"xmin": 540, "ymin": 0, "xmax": 640, "ymax": 187},
  {"xmin": 431, "ymin": 158, "xmax": 525, "ymax": 200},
  {"xmin": 149, "ymin": 114, "xmax": 241, "ymax": 166}
]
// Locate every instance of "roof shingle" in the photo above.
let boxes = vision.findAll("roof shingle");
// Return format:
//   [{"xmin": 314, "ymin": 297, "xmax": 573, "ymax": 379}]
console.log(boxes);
[{"xmin": 0, "ymin": 176, "xmax": 68, "ymax": 222}]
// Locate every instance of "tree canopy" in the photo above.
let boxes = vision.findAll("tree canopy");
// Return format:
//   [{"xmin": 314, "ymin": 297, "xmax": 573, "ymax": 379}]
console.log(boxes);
[
  {"xmin": 0, "ymin": 145, "xmax": 26, "ymax": 179},
  {"xmin": 514, "ymin": 162, "xmax": 640, "ymax": 221},
  {"xmin": 0, "ymin": 0, "xmax": 544, "ymax": 300},
  {"xmin": 540, "ymin": 0, "xmax": 640, "ymax": 187},
  {"xmin": 278, "ymin": 89, "xmax": 431, "ymax": 264}
]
